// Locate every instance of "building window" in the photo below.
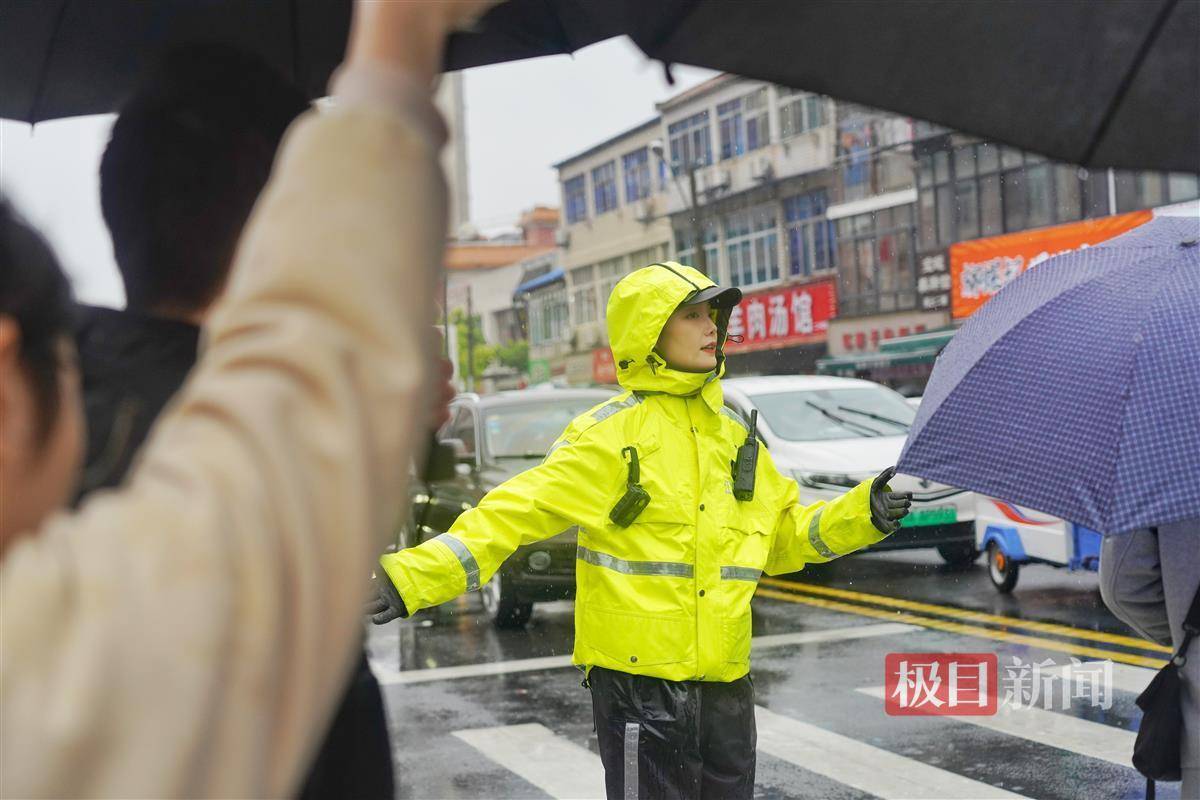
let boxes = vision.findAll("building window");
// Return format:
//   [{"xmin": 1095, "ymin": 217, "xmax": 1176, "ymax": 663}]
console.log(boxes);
[
  {"xmin": 591, "ymin": 161, "xmax": 618, "ymax": 215},
  {"xmin": 916, "ymin": 143, "xmax": 1120, "ymax": 249},
  {"xmin": 528, "ymin": 285, "xmax": 569, "ymax": 346},
  {"xmin": 717, "ymin": 98, "xmax": 743, "ymax": 161},
  {"xmin": 675, "ymin": 222, "xmax": 720, "ymax": 275},
  {"xmin": 597, "ymin": 257, "xmax": 626, "ymax": 317},
  {"xmin": 725, "ymin": 205, "xmax": 779, "ymax": 289},
  {"xmin": 1167, "ymin": 172, "xmax": 1200, "ymax": 203},
  {"xmin": 716, "ymin": 87, "xmax": 770, "ymax": 162},
  {"xmin": 628, "ymin": 244, "xmax": 668, "ymax": 271},
  {"xmin": 783, "ymin": 190, "xmax": 835, "ymax": 278},
  {"xmin": 744, "ymin": 88, "xmax": 770, "ymax": 152},
  {"xmin": 778, "ymin": 87, "xmax": 827, "ymax": 139},
  {"xmin": 836, "ymin": 205, "xmax": 916, "ymax": 317},
  {"xmin": 668, "ymin": 111, "xmax": 712, "ymax": 169},
  {"xmin": 622, "ymin": 148, "xmax": 652, "ymax": 203},
  {"xmin": 564, "ymin": 175, "xmax": 587, "ymax": 224},
  {"xmin": 569, "ymin": 264, "xmax": 599, "ymax": 326}
]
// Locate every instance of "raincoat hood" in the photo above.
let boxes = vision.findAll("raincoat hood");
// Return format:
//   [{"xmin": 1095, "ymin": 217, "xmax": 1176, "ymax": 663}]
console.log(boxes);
[{"xmin": 606, "ymin": 262, "xmax": 734, "ymax": 411}]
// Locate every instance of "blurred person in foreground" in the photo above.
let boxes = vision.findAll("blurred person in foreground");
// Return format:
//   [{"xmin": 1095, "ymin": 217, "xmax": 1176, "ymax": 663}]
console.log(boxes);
[
  {"xmin": 368, "ymin": 261, "xmax": 912, "ymax": 799},
  {"xmin": 0, "ymin": 0, "xmax": 493, "ymax": 795},
  {"xmin": 79, "ymin": 42, "xmax": 392, "ymax": 800},
  {"xmin": 1100, "ymin": 523, "xmax": 1200, "ymax": 799}
]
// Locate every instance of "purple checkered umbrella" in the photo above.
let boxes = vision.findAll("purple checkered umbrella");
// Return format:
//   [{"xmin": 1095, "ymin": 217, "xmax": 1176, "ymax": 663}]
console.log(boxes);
[{"xmin": 898, "ymin": 215, "xmax": 1200, "ymax": 534}]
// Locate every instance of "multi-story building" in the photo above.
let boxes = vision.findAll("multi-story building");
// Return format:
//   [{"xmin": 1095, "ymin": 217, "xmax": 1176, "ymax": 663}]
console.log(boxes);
[
  {"xmin": 434, "ymin": 72, "xmax": 471, "ymax": 236},
  {"xmin": 444, "ymin": 207, "xmax": 559, "ymax": 389},
  {"xmin": 553, "ymin": 119, "xmax": 675, "ymax": 384},
  {"xmin": 817, "ymin": 126, "xmax": 1199, "ymax": 392},
  {"xmin": 655, "ymin": 74, "xmax": 840, "ymax": 374},
  {"xmin": 820, "ymin": 103, "xmax": 951, "ymax": 381},
  {"xmin": 513, "ymin": 254, "xmax": 569, "ymax": 385}
]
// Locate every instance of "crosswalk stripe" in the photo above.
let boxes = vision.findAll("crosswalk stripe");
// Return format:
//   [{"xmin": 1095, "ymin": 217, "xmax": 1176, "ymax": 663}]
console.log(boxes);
[
  {"xmin": 452, "ymin": 722, "xmax": 606, "ymax": 800},
  {"xmin": 755, "ymin": 706, "xmax": 1029, "ymax": 799},
  {"xmin": 371, "ymin": 622, "xmax": 913, "ymax": 686},
  {"xmin": 372, "ymin": 653, "xmax": 574, "ymax": 686},
  {"xmin": 857, "ymin": 686, "xmax": 1136, "ymax": 767},
  {"xmin": 1054, "ymin": 660, "xmax": 1155, "ymax": 695},
  {"xmin": 752, "ymin": 621, "xmax": 919, "ymax": 649}
]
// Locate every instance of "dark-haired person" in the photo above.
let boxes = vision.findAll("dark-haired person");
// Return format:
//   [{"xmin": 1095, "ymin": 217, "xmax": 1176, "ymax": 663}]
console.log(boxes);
[
  {"xmin": 78, "ymin": 42, "xmax": 393, "ymax": 800},
  {"xmin": 0, "ymin": 1, "xmax": 494, "ymax": 795},
  {"xmin": 0, "ymin": 201, "xmax": 84, "ymax": 551}
]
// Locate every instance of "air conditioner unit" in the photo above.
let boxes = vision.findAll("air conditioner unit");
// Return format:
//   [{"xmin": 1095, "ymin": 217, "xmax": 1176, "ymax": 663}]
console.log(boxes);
[
  {"xmin": 554, "ymin": 228, "xmax": 570, "ymax": 248},
  {"xmin": 635, "ymin": 198, "xmax": 656, "ymax": 224},
  {"xmin": 701, "ymin": 169, "xmax": 732, "ymax": 197},
  {"xmin": 752, "ymin": 159, "xmax": 775, "ymax": 183}
]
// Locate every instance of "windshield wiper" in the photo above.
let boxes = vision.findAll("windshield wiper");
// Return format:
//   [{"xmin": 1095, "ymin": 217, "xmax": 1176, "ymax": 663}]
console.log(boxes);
[
  {"xmin": 492, "ymin": 452, "xmax": 545, "ymax": 460},
  {"xmin": 803, "ymin": 401, "xmax": 885, "ymax": 437},
  {"xmin": 836, "ymin": 405, "xmax": 911, "ymax": 430}
]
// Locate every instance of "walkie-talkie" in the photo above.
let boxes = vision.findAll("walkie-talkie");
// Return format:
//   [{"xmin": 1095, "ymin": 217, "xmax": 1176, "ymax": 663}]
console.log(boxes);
[
  {"xmin": 732, "ymin": 410, "xmax": 759, "ymax": 501},
  {"xmin": 610, "ymin": 446, "xmax": 651, "ymax": 527}
]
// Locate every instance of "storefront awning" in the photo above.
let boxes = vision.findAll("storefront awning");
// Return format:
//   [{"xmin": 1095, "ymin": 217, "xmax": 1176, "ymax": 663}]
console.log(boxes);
[
  {"xmin": 513, "ymin": 268, "xmax": 564, "ymax": 297},
  {"xmin": 816, "ymin": 326, "xmax": 957, "ymax": 375},
  {"xmin": 877, "ymin": 327, "xmax": 957, "ymax": 354},
  {"xmin": 816, "ymin": 346, "xmax": 945, "ymax": 375}
]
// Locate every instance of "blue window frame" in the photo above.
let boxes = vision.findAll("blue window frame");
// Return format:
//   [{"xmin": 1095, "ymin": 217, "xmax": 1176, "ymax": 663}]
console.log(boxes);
[
  {"xmin": 783, "ymin": 190, "xmax": 835, "ymax": 277},
  {"xmin": 592, "ymin": 161, "xmax": 618, "ymax": 215},
  {"xmin": 564, "ymin": 175, "xmax": 588, "ymax": 224},
  {"xmin": 622, "ymin": 148, "xmax": 651, "ymax": 203}
]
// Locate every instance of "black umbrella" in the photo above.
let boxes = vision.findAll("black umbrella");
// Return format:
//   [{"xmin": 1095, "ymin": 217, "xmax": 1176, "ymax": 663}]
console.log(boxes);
[{"xmin": 1, "ymin": 0, "xmax": 1196, "ymax": 172}]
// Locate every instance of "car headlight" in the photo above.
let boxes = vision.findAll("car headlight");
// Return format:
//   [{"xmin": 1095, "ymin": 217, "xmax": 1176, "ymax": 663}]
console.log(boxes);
[{"xmin": 792, "ymin": 470, "xmax": 859, "ymax": 490}]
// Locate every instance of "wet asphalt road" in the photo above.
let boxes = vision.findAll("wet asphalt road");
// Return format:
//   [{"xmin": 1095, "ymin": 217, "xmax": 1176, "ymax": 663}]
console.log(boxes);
[{"xmin": 365, "ymin": 549, "xmax": 1179, "ymax": 800}]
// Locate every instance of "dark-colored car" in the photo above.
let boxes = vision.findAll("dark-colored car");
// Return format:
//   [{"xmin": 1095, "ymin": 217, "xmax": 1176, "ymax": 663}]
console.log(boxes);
[{"xmin": 399, "ymin": 387, "xmax": 617, "ymax": 627}]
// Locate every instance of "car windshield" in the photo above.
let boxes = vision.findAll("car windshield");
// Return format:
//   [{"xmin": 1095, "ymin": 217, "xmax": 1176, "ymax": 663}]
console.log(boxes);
[
  {"xmin": 749, "ymin": 386, "xmax": 918, "ymax": 442},
  {"xmin": 483, "ymin": 396, "xmax": 610, "ymax": 459}
]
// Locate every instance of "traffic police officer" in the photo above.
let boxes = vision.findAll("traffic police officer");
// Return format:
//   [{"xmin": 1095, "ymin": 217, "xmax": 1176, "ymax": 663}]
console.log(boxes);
[{"xmin": 371, "ymin": 262, "xmax": 912, "ymax": 799}]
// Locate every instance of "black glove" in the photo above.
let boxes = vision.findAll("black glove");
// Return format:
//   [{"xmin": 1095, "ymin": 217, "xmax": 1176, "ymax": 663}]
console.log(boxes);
[
  {"xmin": 365, "ymin": 570, "xmax": 409, "ymax": 625},
  {"xmin": 869, "ymin": 466, "xmax": 913, "ymax": 535}
]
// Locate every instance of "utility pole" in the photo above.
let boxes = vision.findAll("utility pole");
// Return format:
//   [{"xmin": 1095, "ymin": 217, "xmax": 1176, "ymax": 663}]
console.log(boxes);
[
  {"xmin": 685, "ymin": 162, "xmax": 708, "ymax": 275},
  {"xmin": 651, "ymin": 139, "xmax": 708, "ymax": 276},
  {"xmin": 466, "ymin": 285, "xmax": 475, "ymax": 392}
]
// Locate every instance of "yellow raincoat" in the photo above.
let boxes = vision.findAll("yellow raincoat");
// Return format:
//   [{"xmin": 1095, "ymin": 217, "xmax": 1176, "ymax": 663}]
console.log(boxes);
[{"xmin": 381, "ymin": 262, "xmax": 888, "ymax": 682}]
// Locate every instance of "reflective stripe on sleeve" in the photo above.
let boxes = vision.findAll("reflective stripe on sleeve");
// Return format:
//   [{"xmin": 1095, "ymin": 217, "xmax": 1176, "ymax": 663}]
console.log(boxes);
[
  {"xmin": 720, "ymin": 566, "xmax": 762, "ymax": 581},
  {"xmin": 434, "ymin": 533, "xmax": 481, "ymax": 592},
  {"xmin": 591, "ymin": 393, "xmax": 642, "ymax": 423},
  {"xmin": 577, "ymin": 545, "xmax": 694, "ymax": 578},
  {"xmin": 807, "ymin": 508, "xmax": 836, "ymax": 559}
]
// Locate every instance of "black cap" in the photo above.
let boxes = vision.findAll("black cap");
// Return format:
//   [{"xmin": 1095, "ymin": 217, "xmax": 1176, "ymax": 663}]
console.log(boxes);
[{"xmin": 683, "ymin": 284, "xmax": 742, "ymax": 309}]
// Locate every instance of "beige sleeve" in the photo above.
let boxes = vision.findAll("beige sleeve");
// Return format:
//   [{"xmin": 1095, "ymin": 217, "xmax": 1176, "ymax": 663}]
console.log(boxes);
[{"xmin": 0, "ymin": 100, "xmax": 445, "ymax": 799}]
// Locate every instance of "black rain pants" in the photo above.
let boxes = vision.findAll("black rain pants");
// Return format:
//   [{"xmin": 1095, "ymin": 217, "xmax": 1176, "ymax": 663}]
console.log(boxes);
[{"xmin": 588, "ymin": 666, "xmax": 756, "ymax": 800}]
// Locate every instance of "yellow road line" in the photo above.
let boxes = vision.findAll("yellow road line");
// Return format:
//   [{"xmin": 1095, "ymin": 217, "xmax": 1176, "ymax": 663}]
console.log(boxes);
[
  {"xmin": 754, "ymin": 587, "xmax": 1168, "ymax": 670},
  {"xmin": 759, "ymin": 576, "xmax": 1173, "ymax": 655}
]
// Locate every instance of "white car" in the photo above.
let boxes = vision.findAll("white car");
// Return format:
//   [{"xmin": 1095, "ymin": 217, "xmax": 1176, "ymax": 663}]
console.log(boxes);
[{"xmin": 721, "ymin": 375, "xmax": 979, "ymax": 566}]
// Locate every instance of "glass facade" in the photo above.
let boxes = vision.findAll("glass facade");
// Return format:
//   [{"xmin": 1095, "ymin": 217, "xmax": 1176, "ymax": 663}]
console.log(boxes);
[{"xmin": 836, "ymin": 204, "xmax": 917, "ymax": 317}]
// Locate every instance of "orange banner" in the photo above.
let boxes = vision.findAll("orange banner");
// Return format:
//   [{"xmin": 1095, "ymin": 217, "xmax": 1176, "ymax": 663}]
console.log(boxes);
[{"xmin": 949, "ymin": 211, "xmax": 1152, "ymax": 319}]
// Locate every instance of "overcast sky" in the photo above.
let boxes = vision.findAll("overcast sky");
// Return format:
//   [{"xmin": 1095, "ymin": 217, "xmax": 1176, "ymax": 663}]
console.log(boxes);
[{"xmin": 0, "ymin": 37, "xmax": 715, "ymax": 308}]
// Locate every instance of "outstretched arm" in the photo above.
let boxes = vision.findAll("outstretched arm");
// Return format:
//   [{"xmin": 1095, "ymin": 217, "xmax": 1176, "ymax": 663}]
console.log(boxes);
[{"xmin": 379, "ymin": 431, "xmax": 614, "ymax": 615}]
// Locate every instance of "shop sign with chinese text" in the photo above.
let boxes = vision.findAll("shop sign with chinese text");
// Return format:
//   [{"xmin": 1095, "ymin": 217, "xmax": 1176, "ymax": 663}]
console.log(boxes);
[
  {"xmin": 724, "ymin": 279, "xmax": 837, "ymax": 354},
  {"xmin": 949, "ymin": 211, "xmax": 1152, "ymax": 319}
]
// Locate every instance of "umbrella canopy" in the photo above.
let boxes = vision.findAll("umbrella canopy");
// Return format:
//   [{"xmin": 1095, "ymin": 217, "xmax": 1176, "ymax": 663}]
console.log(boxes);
[
  {"xmin": 898, "ymin": 215, "xmax": 1200, "ymax": 534},
  {"xmin": 1, "ymin": 0, "xmax": 1197, "ymax": 172}
]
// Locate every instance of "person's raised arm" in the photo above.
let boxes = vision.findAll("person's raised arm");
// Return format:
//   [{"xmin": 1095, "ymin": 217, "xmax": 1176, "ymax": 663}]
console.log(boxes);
[{"xmin": 0, "ymin": 3, "xmax": 494, "ymax": 797}]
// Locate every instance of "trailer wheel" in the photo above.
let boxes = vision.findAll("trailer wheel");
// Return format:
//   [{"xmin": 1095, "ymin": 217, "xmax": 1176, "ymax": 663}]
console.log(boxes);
[
  {"xmin": 937, "ymin": 541, "xmax": 981, "ymax": 568},
  {"xmin": 987, "ymin": 541, "xmax": 1020, "ymax": 593}
]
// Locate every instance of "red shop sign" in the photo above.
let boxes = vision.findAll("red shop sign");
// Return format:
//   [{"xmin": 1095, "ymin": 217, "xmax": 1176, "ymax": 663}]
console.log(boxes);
[
  {"xmin": 592, "ymin": 346, "xmax": 617, "ymax": 385},
  {"xmin": 724, "ymin": 279, "xmax": 837, "ymax": 354}
]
